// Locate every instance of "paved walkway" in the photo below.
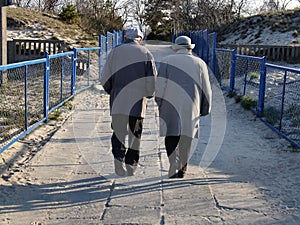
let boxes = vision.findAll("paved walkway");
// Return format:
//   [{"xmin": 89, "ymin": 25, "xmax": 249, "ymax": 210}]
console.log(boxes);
[{"xmin": 1, "ymin": 43, "xmax": 300, "ymax": 225}]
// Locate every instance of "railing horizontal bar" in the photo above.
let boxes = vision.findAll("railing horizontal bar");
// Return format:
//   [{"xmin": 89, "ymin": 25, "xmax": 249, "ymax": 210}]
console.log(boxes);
[
  {"xmin": 260, "ymin": 118, "xmax": 300, "ymax": 149},
  {"xmin": 266, "ymin": 63, "xmax": 300, "ymax": 73},
  {"xmin": 0, "ymin": 58, "xmax": 46, "ymax": 70},
  {"xmin": 236, "ymin": 54, "xmax": 264, "ymax": 61},
  {"xmin": 0, "ymin": 118, "xmax": 47, "ymax": 154},
  {"xmin": 77, "ymin": 47, "xmax": 101, "ymax": 51},
  {"xmin": 49, "ymin": 51, "xmax": 74, "ymax": 59},
  {"xmin": 216, "ymin": 48, "xmax": 235, "ymax": 53}
]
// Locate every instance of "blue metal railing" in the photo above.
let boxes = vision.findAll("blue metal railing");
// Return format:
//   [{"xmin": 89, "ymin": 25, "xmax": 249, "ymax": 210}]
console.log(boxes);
[
  {"xmin": 174, "ymin": 29, "xmax": 299, "ymax": 149},
  {"xmin": 0, "ymin": 30, "xmax": 123, "ymax": 154},
  {"xmin": 215, "ymin": 47, "xmax": 300, "ymax": 149}
]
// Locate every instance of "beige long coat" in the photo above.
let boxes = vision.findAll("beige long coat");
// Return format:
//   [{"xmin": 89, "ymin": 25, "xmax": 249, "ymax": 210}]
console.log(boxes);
[{"xmin": 155, "ymin": 49, "xmax": 212, "ymax": 138}]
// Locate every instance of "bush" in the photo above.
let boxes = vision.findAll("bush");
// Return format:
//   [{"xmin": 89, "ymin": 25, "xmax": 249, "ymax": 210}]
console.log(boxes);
[
  {"xmin": 59, "ymin": 4, "xmax": 79, "ymax": 24},
  {"xmin": 249, "ymin": 72, "xmax": 260, "ymax": 80},
  {"xmin": 227, "ymin": 90, "xmax": 237, "ymax": 98},
  {"xmin": 292, "ymin": 30, "xmax": 298, "ymax": 37},
  {"xmin": 240, "ymin": 96, "xmax": 257, "ymax": 110}
]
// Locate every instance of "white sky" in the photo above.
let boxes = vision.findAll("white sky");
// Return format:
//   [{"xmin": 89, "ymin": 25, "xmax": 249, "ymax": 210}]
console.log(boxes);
[{"xmin": 250, "ymin": 0, "xmax": 300, "ymax": 9}]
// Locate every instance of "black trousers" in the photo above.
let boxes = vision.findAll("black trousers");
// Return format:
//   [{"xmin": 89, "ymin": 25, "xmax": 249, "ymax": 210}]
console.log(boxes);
[
  {"xmin": 165, "ymin": 135, "xmax": 193, "ymax": 170},
  {"xmin": 111, "ymin": 114, "xmax": 143, "ymax": 166}
]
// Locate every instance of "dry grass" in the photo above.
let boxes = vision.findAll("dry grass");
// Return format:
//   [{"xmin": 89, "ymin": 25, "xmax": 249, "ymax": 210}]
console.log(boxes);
[
  {"xmin": 7, "ymin": 7, "xmax": 98, "ymax": 48},
  {"xmin": 217, "ymin": 8, "xmax": 300, "ymax": 44}
]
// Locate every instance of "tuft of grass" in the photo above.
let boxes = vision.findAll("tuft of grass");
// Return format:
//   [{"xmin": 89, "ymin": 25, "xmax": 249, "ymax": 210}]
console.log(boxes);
[
  {"xmin": 48, "ymin": 109, "xmax": 61, "ymax": 121},
  {"xmin": 292, "ymin": 30, "xmax": 299, "ymax": 37},
  {"xmin": 227, "ymin": 90, "xmax": 237, "ymax": 98},
  {"xmin": 249, "ymin": 72, "xmax": 260, "ymax": 80},
  {"xmin": 63, "ymin": 100, "xmax": 73, "ymax": 110},
  {"xmin": 240, "ymin": 96, "xmax": 257, "ymax": 110}
]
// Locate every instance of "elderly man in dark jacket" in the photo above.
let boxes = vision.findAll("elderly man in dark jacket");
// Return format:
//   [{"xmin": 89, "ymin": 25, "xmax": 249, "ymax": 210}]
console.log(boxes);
[
  {"xmin": 101, "ymin": 27, "xmax": 157, "ymax": 176},
  {"xmin": 155, "ymin": 36, "xmax": 212, "ymax": 178}
]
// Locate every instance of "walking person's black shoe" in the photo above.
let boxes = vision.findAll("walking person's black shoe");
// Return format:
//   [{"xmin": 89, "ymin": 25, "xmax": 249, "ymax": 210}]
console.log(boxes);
[
  {"xmin": 114, "ymin": 158, "xmax": 126, "ymax": 176},
  {"xmin": 177, "ymin": 164, "xmax": 187, "ymax": 178},
  {"xmin": 177, "ymin": 169, "xmax": 185, "ymax": 178}
]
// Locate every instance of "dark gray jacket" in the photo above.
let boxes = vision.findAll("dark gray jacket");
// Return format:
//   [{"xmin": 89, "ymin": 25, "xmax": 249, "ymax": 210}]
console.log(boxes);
[{"xmin": 101, "ymin": 41, "xmax": 157, "ymax": 118}]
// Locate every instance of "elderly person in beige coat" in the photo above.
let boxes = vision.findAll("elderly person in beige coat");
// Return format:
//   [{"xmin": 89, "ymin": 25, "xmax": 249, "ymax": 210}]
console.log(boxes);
[{"xmin": 155, "ymin": 35, "xmax": 212, "ymax": 178}]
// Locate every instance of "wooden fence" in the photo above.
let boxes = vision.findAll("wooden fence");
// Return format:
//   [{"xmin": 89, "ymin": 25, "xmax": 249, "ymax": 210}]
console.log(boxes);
[
  {"xmin": 217, "ymin": 44, "xmax": 300, "ymax": 63},
  {"xmin": 7, "ymin": 39, "xmax": 65, "ymax": 63}
]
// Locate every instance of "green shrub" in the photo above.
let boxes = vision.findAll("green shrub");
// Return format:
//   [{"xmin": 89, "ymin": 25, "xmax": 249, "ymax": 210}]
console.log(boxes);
[
  {"xmin": 227, "ymin": 90, "xmax": 237, "ymax": 98},
  {"xmin": 48, "ymin": 109, "xmax": 61, "ymax": 121},
  {"xmin": 240, "ymin": 96, "xmax": 257, "ymax": 110},
  {"xmin": 59, "ymin": 4, "xmax": 79, "ymax": 24},
  {"xmin": 292, "ymin": 30, "xmax": 299, "ymax": 37},
  {"xmin": 249, "ymin": 72, "xmax": 260, "ymax": 80}
]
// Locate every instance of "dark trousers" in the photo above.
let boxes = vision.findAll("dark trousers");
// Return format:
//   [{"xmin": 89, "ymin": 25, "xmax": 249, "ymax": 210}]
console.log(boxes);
[
  {"xmin": 111, "ymin": 114, "xmax": 143, "ymax": 166},
  {"xmin": 165, "ymin": 135, "xmax": 193, "ymax": 170}
]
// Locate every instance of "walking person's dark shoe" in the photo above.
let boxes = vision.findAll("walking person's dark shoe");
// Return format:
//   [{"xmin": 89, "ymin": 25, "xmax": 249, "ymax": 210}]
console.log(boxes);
[
  {"xmin": 177, "ymin": 169, "xmax": 185, "ymax": 178},
  {"xmin": 177, "ymin": 164, "xmax": 187, "ymax": 178},
  {"xmin": 114, "ymin": 158, "xmax": 126, "ymax": 176}
]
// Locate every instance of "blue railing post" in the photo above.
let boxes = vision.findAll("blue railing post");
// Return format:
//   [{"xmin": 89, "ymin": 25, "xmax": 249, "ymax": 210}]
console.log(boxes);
[
  {"xmin": 87, "ymin": 50, "xmax": 91, "ymax": 85},
  {"xmin": 257, "ymin": 56, "xmax": 267, "ymax": 117},
  {"xmin": 279, "ymin": 70, "xmax": 288, "ymax": 130},
  {"xmin": 115, "ymin": 30, "xmax": 118, "ymax": 47},
  {"xmin": 24, "ymin": 65, "xmax": 28, "ymax": 130},
  {"xmin": 60, "ymin": 57, "xmax": 64, "ymax": 101},
  {"xmin": 72, "ymin": 48, "xmax": 77, "ymax": 95},
  {"xmin": 106, "ymin": 31, "xmax": 109, "ymax": 54},
  {"xmin": 98, "ymin": 35, "xmax": 101, "ymax": 80},
  {"xmin": 243, "ymin": 59, "xmax": 249, "ymax": 95},
  {"xmin": 44, "ymin": 52, "xmax": 50, "ymax": 121},
  {"xmin": 212, "ymin": 32, "xmax": 217, "ymax": 75},
  {"xmin": 204, "ymin": 29, "xmax": 209, "ymax": 63},
  {"xmin": 229, "ymin": 50, "xmax": 236, "ymax": 92}
]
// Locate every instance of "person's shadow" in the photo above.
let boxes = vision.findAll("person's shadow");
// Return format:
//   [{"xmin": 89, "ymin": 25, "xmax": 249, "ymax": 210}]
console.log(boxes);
[{"xmin": 0, "ymin": 174, "xmax": 228, "ymax": 215}]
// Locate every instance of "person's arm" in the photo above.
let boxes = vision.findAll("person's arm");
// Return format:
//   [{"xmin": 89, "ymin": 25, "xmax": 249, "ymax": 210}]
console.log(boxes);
[
  {"xmin": 200, "ymin": 63, "xmax": 212, "ymax": 116},
  {"xmin": 155, "ymin": 60, "xmax": 168, "ymax": 107},
  {"xmin": 100, "ymin": 52, "xmax": 113, "ymax": 95},
  {"xmin": 145, "ymin": 52, "xmax": 157, "ymax": 98}
]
